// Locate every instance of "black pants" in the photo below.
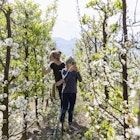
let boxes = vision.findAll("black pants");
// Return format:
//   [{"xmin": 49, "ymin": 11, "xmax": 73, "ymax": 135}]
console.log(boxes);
[
  {"xmin": 60, "ymin": 93, "xmax": 76, "ymax": 123},
  {"xmin": 57, "ymin": 85, "xmax": 63, "ymax": 108}
]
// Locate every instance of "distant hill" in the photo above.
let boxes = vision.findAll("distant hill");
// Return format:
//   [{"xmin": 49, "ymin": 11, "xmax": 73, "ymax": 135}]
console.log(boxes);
[{"xmin": 53, "ymin": 37, "xmax": 77, "ymax": 56}]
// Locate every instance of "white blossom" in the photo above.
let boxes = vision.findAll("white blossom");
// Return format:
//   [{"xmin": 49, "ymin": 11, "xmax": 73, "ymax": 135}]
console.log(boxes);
[
  {"xmin": 132, "ymin": 127, "xmax": 140, "ymax": 136},
  {"xmin": 0, "ymin": 74, "xmax": 4, "ymax": 82},
  {"xmin": 95, "ymin": 125, "xmax": 100, "ymax": 129},
  {"xmin": 12, "ymin": 42, "xmax": 19, "ymax": 48},
  {"xmin": 11, "ymin": 52, "xmax": 20, "ymax": 59},
  {"xmin": 126, "ymin": 130, "xmax": 131, "ymax": 138},
  {"xmin": 88, "ymin": 106, "xmax": 94, "ymax": 111},
  {"xmin": 3, "ymin": 93, "xmax": 8, "ymax": 98},
  {"xmin": 10, "ymin": 87, "xmax": 19, "ymax": 94},
  {"xmin": 16, "ymin": 96, "xmax": 27, "ymax": 111},
  {"xmin": 104, "ymin": 66, "xmax": 111, "ymax": 73},
  {"xmin": 9, "ymin": 100, "xmax": 15, "ymax": 106},
  {"xmin": 121, "ymin": 59, "xmax": 126, "ymax": 65},
  {"xmin": 103, "ymin": 81, "xmax": 109, "ymax": 86},
  {"xmin": 25, "ymin": 112, "xmax": 35, "ymax": 122},
  {"xmin": 115, "ymin": 136, "xmax": 124, "ymax": 140},
  {"xmin": 0, "ymin": 1, "xmax": 2, "ymax": 5},
  {"xmin": 11, "ymin": 67, "xmax": 21, "ymax": 77},
  {"xmin": 37, "ymin": 55, "xmax": 42, "ymax": 61},
  {"xmin": 85, "ymin": 112, "xmax": 89, "ymax": 118},
  {"xmin": 0, "ymin": 40, "xmax": 3, "ymax": 48},
  {"xmin": 0, "ymin": 94, "xmax": 4, "ymax": 100},
  {"xmin": 26, "ymin": 81, "xmax": 34, "ymax": 88},
  {"xmin": 120, "ymin": 48, "xmax": 127, "ymax": 55},
  {"xmin": 5, "ymin": 38, "xmax": 13, "ymax": 46},
  {"xmin": 38, "ymin": 115, "xmax": 43, "ymax": 121},
  {"xmin": 0, "ymin": 105, "xmax": 6, "ymax": 111},
  {"xmin": 2, "ymin": 80, "xmax": 8, "ymax": 87},
  {"xmin": 130, "ymin": 89, "xmax": 136, "ymax": 98}
]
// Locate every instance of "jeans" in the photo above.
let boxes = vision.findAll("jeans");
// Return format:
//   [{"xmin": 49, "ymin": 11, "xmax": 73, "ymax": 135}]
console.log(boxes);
[{"xmin": 60, "ymin": 92, "xmax": 76, "ymax": 123}]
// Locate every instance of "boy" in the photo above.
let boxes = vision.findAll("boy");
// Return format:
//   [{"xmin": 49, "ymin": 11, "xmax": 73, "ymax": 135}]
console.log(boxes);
[{"xmin": 60, "ymin": 56, "xmax": 82, "ymax": 129}]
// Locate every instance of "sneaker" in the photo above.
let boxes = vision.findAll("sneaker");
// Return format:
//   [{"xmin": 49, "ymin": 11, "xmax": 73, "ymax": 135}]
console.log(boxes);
[
  {"xmin": 59, "ymin": 122, "xmax": 66, "ymax": 132},
  {"xmin": 68, "ymin": 123, "xmax": 78, "ymax": 131}
]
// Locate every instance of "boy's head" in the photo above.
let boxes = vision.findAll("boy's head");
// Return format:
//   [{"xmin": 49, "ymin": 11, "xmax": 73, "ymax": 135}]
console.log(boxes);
[{"xmin": 66, "ymin": 56, "xmax": 76, "ymax": 66}]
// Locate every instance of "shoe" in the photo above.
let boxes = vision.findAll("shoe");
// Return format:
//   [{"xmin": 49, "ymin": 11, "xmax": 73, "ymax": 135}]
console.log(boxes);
[
  {"xmin": 68, "ymin": 123, "xmax": 78, "ymax": 131},
  {"xmin": 59, "ymin": 122, "xmax": 66, "ymax": 132}
]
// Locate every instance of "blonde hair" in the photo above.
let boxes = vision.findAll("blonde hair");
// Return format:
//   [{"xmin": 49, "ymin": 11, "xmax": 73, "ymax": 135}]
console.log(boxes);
[{"xmin": 50, "ymin": 50, "xmax": 61, "ymax": 61}]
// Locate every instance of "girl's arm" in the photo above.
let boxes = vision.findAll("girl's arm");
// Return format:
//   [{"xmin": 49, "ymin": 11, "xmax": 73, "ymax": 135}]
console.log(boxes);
[
  {"xmin": 42, "ymin": 67, "xmax": 51, "ymax": 74},
  {"xmin": 55, "ymin": 79, "xmax": 65, "ymax": 86}
]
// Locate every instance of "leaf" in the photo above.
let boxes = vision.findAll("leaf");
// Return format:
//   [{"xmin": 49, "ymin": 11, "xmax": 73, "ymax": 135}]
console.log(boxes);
[
  {"xmin": 134, "ymin": 108, "xmax": 139, "ymax": 115},
  {"xmin": 92, "ymin": 53, "xmax": 103, "ymax": 60},
  {"xmin": 114, "ymin": 0, "xmax": 122, "ymax": 9},
  {"xmin": 86, "ymin": 0, "xmax": 99, "ymax": 8},
  {"xmin": 110, "ymin": 22, "xmax": 118, "ymax": 33}
]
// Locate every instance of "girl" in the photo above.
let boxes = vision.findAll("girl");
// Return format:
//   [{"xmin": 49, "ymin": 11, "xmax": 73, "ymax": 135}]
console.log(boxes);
[{"xmin": 43, "ymin": 50, "xmax": 65, "ymax": 107}]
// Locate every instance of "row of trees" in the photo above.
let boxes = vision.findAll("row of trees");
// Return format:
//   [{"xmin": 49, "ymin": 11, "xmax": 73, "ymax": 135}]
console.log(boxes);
[
  {"xmin": 75, "ymin": 0, "xmax": 140, "ymax": 139},
  {"xmin": 0, "ymin": 0, "xmax": 57, "ymax": 139},
  {"xmin": 1, "ymin": 0, "xmax": 140, "ymax": 139}
]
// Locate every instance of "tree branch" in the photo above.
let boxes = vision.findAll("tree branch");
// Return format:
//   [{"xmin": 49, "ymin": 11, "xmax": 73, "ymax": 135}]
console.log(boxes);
[
  {"xmin": 8, "ymin": 76, "xmax": 15, "ymax": 84},
  {"xmin": 0, "ymin": 57, "xmax": 5, "ymax": 68}
]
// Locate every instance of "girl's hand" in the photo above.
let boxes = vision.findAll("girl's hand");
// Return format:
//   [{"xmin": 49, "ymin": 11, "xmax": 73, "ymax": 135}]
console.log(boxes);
[
  {"xmin": 55, "ymin": 79, "xmax": 64, "ymax": 86},
  {"xmin": 74, "ymin": 66, "xmax": 79, "ymax": 72},
  {"xmin": 68, "ymin": 65, "xmax": 75, "ymax": 72}
]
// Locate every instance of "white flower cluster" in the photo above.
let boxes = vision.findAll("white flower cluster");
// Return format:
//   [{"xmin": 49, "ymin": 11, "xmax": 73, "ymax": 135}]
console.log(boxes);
[
  {"xmin": 0, "ymin": 74, "xmax": 4, "ymax": 82},
  {"xmin": 16, "ymin": 96, "xmax": 28, "ymax": 111},
  {"xmin": 0, "ymin": 40, "xmax": 4, "ymax": 48},
  {"xmin": 132, "ymin": 126, "xmax": 140, "ymax": 136},
  {"xmin": 18, "ymin": 79, "xmax": 35, "ymax": 92},
  {"xmin": 11, "ymin": 51, "xmax": 20, "ymax": 59},
  {"xmin": 120, "ymin": 48, "xmax": 127, "ymax": 55},
  {"xmin": 9, "ymin": 67, "xmax": 21, "ymax": 77},
  {"xmin": 25, "ymin": 112, "xmax": 35, "ymax": 122},
  {"xmin": 0, "ymin": 38, "xmax": 19, "ymax": 48},
  {"xmin": 1, "ymin": 80, "xmax": 8, "ymax": 87},
  {"xmin": 0, "ymin": 94, "xmax": 3, "ymax": 101},
  {"xmin": 10, "ymin": 86, "xmax": 21, "ymax": 94},
  {"xmin": 0, "ymin": 105, "xmax": 6, "ymax": 111},
  {"xmin": 37, "ymin": 55, "xmax": 43, "ymax": 61},
  {"xmin": 9, "ymin": 113, "xmax": 24, "ymax": 135},
  {"xmin": 0, "ymin": 93, "xmax": 8, "ymax": 101}
]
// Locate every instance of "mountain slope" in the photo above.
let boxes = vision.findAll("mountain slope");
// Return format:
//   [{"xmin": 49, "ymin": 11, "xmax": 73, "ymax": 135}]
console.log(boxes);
[{"xmin": 53, "ymin": 37, "xmax": 77, "ymax": 56}]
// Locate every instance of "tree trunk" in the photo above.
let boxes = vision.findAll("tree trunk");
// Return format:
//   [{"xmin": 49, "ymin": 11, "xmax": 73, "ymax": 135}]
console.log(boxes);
[
  {"xmin": 122, "ymin": 0, "xmax": 128, "ymax": 138},
  {"xmin": 102, "ymin": 12, "xmax": 109, "ymax": 100},
  {"xmin": 22, "ymin": 24, "xmax": 29, "ymax": 139},
  {"xmin": 137, "ymin": 90, "xmax": 140, "ymax": 140},
  {"xmin": 22, "ymin": 45, "xmax": 29, "ymax": 140},
  {"xmin": 122, "ymin": 0, "xmax": 128, "ymax": 102},
  {"xmin": 2, "ymin": 9, "xmax": 12, "ymax": 140}
]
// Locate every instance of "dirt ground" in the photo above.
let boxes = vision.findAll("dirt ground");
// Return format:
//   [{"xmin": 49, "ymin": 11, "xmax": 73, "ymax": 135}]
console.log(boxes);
[{"xmin": 26, "ymin": 93, "xmax": 90, "ymax": 140}]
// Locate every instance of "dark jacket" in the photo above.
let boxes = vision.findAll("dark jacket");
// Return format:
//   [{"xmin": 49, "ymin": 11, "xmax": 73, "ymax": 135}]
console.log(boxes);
[{"xmin": 61, "ymin": 68, "xmax": 82, "ymax": 93}]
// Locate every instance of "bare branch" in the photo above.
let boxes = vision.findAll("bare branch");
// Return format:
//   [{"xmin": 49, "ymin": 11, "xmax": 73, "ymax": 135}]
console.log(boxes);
[
  {"xmin": 8, "ymin": 76, "xmax": 15, "ymax": 84},
  {"xmin": 134, "ymin": 0, "xmax": 138, "ymax": 23},
  {"xmin": 0, "ymin": 57, "xmax": 5, "ymax": 68}
]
